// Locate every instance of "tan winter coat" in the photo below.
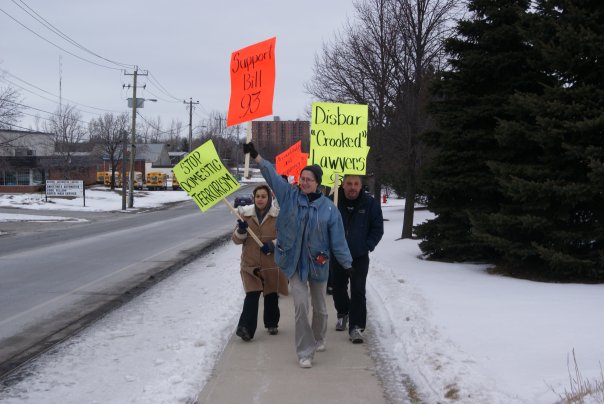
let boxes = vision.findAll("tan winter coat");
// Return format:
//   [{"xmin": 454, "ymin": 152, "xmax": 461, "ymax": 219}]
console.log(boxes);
[{"xmin": 232, "ymin": 204, "xmax": 288, "ymax": 296}]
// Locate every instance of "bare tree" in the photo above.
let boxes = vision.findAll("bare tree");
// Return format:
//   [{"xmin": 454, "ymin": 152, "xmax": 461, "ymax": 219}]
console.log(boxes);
[
  {"xmin": 306, "ymin": 0, "xmax": 401, "ymax": 201},
  {"xmin": 166, "ymin": 119, "xmax": 184, "ymax": 151},
  {"xmin": 194, "ymin": 111, "xmax": 240, "ymax": 160},
  {"xmin": 135, "ymin": 115, "xmax": 160, "ymax": 144},
  {"xmin": 0, "ymin": 85, "xmax": 23, "ymax": 129},
  {"xmin": 307, "ymin": 0, "xmax": 457, "ymax": 238},
  {"xmin": 89, "ymin": 112, "xmax": 130, "ymax": 190},
  {"xmin": 136, "ymin": 117, "xmax": 152, "ymax": 144},
  {"xmin": 148, "ymin": 117, "xmax": 164, "ymax": 144},
  {"xmin": 0, "ymin": 84, "xmax": 27, "ymax": 173},
  {"xmin": 392, "ymin": 0, "xmax": 457, "ymax": 238},
  {"xmin": 43, "ymin": 104, "xmax": 87, "ymax": 179}
]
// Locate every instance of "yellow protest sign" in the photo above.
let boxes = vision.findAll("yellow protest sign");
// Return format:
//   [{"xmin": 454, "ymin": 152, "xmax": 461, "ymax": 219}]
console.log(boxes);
[
  {"xmin": 308, "ymin": 147, "xmax": 370, "ymax": 187},
  {"xmin": 309, "ymin": 102, "xmax": 369, "ymax": 187},
  {"xmin": 173, "ymin": 140, "xmax": 240, "ymax": 212}
]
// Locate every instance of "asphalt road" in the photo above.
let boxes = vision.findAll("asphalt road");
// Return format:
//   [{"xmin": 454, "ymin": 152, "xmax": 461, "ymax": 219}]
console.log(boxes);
[{"xmin": 0, "ymin": 189, "xmax": 252, "ymax": 379}]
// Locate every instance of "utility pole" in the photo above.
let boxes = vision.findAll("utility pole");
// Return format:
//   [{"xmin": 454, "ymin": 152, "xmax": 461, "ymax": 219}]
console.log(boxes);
[
  {"xmin": 121, "ymin": 129, "xmax": 127, "ymax": 210},
  {"xmin": 183, "ymin": 98, "xmax": 199, "ymax": 153},
  {"xmin": 235, "ymin": 125, "xmax": 241, "ymax": 177},
  {"xmin": 124, "ymin": 67, "xmax": 148, "ymax": 208},
  {"xmin": 215, "ymin": 116, "xmax": 225, "ymax": 158}
]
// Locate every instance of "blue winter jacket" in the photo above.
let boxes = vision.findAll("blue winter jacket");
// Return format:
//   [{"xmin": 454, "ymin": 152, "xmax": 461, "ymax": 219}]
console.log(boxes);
[{"xmin": 259, "ymin": 160, "xmax": 352, "ymax": 282}]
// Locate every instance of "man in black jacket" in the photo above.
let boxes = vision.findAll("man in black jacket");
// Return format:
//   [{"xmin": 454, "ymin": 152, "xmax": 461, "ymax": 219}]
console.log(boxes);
[{"xmin": 330, "ymin": 175, "xmax": 384, "ymax": 343}]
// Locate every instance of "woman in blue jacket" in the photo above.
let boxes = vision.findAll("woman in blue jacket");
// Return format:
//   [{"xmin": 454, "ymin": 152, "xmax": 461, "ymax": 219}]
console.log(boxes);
[{"xmin": 244, "ymin": 142, "xmax": 352, "ymax": 368}]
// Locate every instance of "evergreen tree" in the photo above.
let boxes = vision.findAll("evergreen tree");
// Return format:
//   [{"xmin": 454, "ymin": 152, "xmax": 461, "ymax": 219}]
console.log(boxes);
[
  {"xmin": 415, "ymin": 0, "xmax": 542, "ymax": 261},
  {"xmin": 474, "ymin": 0, "xmax": 604, "ymax": 280}
]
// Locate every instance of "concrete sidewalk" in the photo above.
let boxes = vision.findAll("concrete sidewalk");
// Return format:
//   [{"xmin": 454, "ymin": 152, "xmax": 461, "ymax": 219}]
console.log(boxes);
[{"xmin": 196, "ymin": 292, "xmax": 387, "ymax": 403}]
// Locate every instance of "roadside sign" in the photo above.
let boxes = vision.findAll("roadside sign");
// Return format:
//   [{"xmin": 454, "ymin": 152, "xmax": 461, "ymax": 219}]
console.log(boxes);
[{"xmin": 45, "ymin": 180, "xmax": 85, "ymax": 206}]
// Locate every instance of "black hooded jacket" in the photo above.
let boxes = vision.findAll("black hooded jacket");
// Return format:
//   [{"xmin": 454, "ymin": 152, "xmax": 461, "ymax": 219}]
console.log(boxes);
[{"xmin": 330, "ymin": 188, "xmax": 384, "ymax": 258}]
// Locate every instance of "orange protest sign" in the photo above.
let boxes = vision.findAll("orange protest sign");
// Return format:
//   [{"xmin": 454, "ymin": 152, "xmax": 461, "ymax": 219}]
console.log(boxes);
[
  {"xmin": 275, "ymin": 141, "xmax": 302, "ymax": 179},
  {"xmin": 227, "ymin": 37, "xmax": 276, "ymax": 126}
]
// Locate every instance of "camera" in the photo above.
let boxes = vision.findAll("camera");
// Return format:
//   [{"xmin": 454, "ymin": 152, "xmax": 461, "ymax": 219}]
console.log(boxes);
[{"xmin": 314, "ymin": 252, "xmax": 328, "ymax": 265}]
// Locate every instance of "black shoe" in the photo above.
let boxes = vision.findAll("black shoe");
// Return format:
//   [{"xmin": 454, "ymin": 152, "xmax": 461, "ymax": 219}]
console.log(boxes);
[
  {"xmin": 267, "ymin": 327, "xmax": 278, "ymax": 335},
  {"xmin": 236, "ymin": 326, "xmax": 252, "ymax": 341}
]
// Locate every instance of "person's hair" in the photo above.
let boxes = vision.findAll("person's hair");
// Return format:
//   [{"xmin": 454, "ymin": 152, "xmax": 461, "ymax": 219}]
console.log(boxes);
[
  {"xmin": 253, "ymin": 184, "xmax": 271, "ymax": 197},
  {"xmin": 343, "ymin": 174, "xmax": 363, "ymax": 183}
]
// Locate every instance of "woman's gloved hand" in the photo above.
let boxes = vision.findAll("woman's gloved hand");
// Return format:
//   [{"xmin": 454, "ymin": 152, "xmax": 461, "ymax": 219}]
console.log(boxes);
[
  {"xmin": 260, "ymin": 242, "xmax": 275, "ymax": 255},
  {"xmin": 242, "ymin": 142, "xmax": 258, "ymax": 158},
  {"xmin": 237, "ymin": 219, "xmax": 248, "ymax": 234}
]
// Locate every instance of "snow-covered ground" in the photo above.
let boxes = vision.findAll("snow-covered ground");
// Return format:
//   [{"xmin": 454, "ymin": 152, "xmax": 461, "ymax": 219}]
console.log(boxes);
[
  {"xmin": 1, "ymin": 188, "xmax": 603, "ymax": 403},
  {"xmin": 0, "ymin": 187, "xmax": 192, "ymax": 213}
]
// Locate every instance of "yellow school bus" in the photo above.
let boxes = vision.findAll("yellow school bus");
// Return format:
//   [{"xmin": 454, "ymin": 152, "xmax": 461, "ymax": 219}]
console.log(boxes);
[
  {"xmin": 103, "ymin": 172, "xmax": 121, "ymax": 187},
  {"xmin": 145, "ymin": 172, "xmax": 168, "ymax": 190},
  {"xmin": 96, "ymin": 171, "xmax": 111, "ymax": 184},
  {"xmin": 171, "ymin": 172, "xmax": 180, "ymax": 190},
  {"xmin": 122, "ymin": 171, "xmax": 143, "ymax": 190}
]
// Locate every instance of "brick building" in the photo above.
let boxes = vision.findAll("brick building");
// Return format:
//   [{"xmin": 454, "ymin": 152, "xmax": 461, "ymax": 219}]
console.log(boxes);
[
  {"xmin": 0, "ymin": 129, "xmax": 97, "ymax": 192},
  {"xmin": 251, "ymin": 117, "xmax": 309, "ymax": 162}
]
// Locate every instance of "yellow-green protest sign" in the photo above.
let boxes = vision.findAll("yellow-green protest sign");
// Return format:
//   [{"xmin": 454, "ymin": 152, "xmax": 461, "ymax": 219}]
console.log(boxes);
[
  {"xmin": 309, "ymin": 102, "xmax": 369, "ymax": 187},
  {"xmin": 309, "ymin": 147, "xmax": 370, "ymax": 187},
  {"xmin": 173, "ymin": 140, "xmax": 240, "ymax": 212}
]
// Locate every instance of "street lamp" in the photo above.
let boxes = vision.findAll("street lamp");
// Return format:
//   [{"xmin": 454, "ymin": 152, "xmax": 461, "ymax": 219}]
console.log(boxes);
[
  {"xmin": 127, "ymin": 98, "xmax": 158, "ymax": 108},
  {"xmin": 127, "ymin": 96, "xmax": 157, "ymax": 208}
]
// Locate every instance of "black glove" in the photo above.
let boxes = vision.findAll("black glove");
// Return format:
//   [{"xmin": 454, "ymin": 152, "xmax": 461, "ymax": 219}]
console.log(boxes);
[
  {"xmin": 260, "ymin": 242, "xmax": 275, "ymax": 255},
  {"xmin": 243, "ymin": 142, "xmax": 258, "ymax": 159},
  {"xmin": 237, "ymin": 219, "xmax": 248, "ymax": 234}
]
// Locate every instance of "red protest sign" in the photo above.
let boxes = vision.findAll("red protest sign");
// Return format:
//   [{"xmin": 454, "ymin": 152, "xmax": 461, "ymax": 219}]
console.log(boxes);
[
  {"xmin": 227, "ymin": 37, "xmax": 276, "ymax": 127},
  {"xmin": 275, "ymin": 141, "xmax": 301, "ymax": 178}
]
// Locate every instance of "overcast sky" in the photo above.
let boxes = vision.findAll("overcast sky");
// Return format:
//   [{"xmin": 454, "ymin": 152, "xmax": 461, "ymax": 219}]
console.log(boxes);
[{"xmin": 1, "ymin": 0, "xmax": 357, "ymax": 134}]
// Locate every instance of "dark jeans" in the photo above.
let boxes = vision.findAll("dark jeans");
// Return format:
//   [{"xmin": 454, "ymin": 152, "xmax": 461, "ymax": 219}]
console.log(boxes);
[
  {"xmin": 237, "ymin": 291, "xmax": 280, "ymax": 337},
  {"xmin": 331, "ymin": 254, "xmax": 369, "ymax": 331}
]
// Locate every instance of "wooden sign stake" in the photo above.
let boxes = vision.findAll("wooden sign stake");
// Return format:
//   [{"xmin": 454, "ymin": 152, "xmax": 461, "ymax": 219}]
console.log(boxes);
[
  {"xmin": 222, "ymin": 198, "xmax": 263, "ymax": 246},
  {"xmin": 243, "ymin": 121, "xmax": 252, "ymax": 179}
]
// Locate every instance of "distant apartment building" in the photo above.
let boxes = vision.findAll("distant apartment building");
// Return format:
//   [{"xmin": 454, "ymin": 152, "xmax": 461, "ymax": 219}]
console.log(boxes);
[{"xmin": 252, "ymin": 117, "xmax": 309, "ymax": 163}]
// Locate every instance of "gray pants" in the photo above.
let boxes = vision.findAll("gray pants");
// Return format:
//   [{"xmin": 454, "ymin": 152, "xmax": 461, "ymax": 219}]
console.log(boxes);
[{"xmin": 289, "ymin": 271, "xmax": 328, "ymax": 360}]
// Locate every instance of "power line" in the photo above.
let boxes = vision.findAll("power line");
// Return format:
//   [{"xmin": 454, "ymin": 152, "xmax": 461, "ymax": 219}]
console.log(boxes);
[
  {"xmin": 1, "ymin": 76, "xmax": 67, "ymax": 106},
  {"xmin": 11, "ymin": 0, "xmax": 135, "ymax": 69},
  {"xmin": 193, "ymin": 109, "xmax": 207, "ymax": 121},
  {"xmin": 1, "ymin": 69, "xmax": 57, "ymax": 98},
  {"xmin": 142, "ymin": 87, "xmax": 179, "ymax": 104},
  {"xmin": 0, "ymin": 119, "xmax": 36, "ymax": 131},
  {"xmin": 3, "ymin": 71, "xmax": 197, "ymax": 133},
  {"xmin": 0, "ymin": 7, "xmax": 122, "ymax": 71},
  {"xmin": 147, "ymin": 73, "xmax": 182, "ymax": 102},
  {"xmin": 193, "ymin": 102, "xmax": 210, "ymax": 116},
  {"xmin": 2, "ymin": 3, "xmax": 205, "ymax": 130},
  {"xmin": 136, "ymin": 112, "xmax": 182, "ymax": 136},
  {"xmin": 0, "ymin": 69, "xmax": 124, "ymax": 114},
  {"xmin": 3, "ymin": 99, "xmax": 100, "ymax": 127}
]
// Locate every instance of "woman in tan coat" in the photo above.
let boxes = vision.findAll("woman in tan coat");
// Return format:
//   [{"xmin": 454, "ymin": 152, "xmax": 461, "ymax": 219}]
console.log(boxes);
[{"xmin": 232, "ymin": 184, "xmax": 288, "ymax": 341}]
